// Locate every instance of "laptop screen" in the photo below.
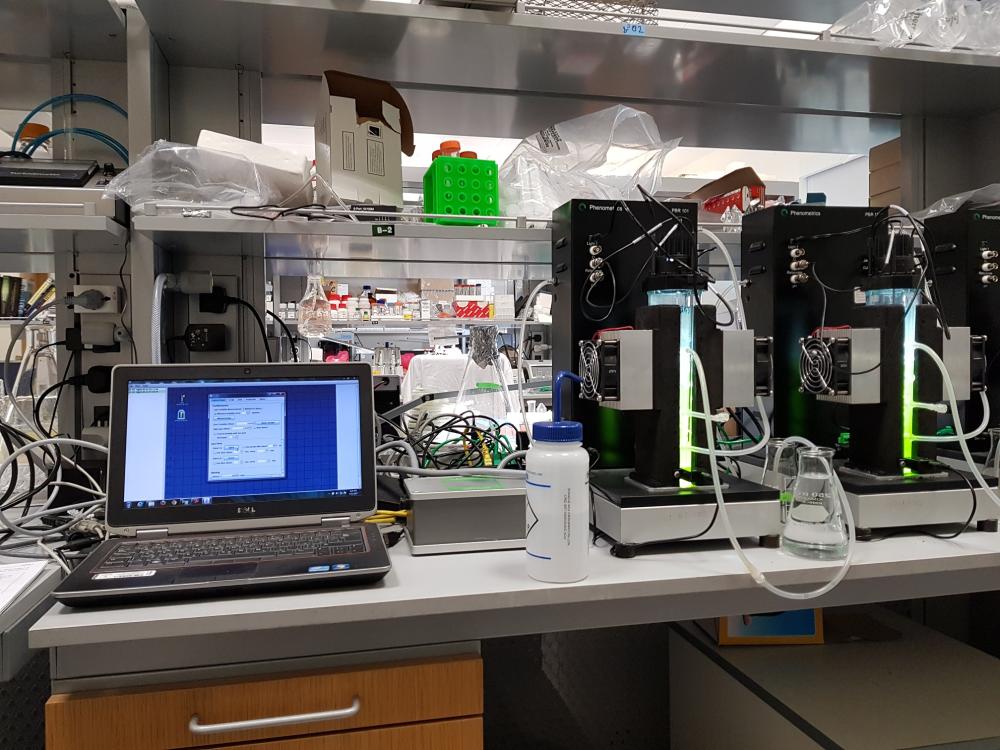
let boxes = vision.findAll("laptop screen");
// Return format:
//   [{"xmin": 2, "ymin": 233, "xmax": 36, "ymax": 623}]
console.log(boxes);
[{"xmin": 121, "ymin": 376, "xmax": 363, "ymax": 512}]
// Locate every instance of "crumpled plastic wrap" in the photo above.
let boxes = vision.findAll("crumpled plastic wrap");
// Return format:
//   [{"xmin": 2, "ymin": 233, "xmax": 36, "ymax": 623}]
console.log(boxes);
[
  {"xmin": 499, "ymin": 105, "xmax": 680, "ymax": 219},
  {"xmin": 914, "ymin": 184, "xmax": 1000, "ymax": 220},
  {"xmin": 103, "ymin": 140, "xmax": 282, "ymax": 207},
  {"xmin": 832, "ymin": 0, "xmax": 1000, "ymax": 52}
]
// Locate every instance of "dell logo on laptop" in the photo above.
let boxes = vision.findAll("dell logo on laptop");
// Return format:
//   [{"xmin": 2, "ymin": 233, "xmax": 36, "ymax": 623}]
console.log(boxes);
[{"xmin": 236, "ymin": 506, "xmax": 256, "ymax": 514}]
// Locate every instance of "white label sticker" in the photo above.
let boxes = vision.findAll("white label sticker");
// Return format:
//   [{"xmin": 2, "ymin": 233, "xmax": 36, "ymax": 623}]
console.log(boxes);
[
  {"xmin": 93, "ymin": 570, "xmax": 157, "ymax": 580},
  {"xmin": 853, "ymin": 287, "xmax": 866, "ymax": 305},
  {"xmin": 536, "ymin": 125, "xmax": 568, "ymax": 155}
]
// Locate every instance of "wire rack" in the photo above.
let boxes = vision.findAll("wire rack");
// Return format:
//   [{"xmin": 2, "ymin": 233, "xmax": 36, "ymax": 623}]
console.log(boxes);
[{"xmin": 521, "ymin": 0, "xmax": 660, "ymax": 26}]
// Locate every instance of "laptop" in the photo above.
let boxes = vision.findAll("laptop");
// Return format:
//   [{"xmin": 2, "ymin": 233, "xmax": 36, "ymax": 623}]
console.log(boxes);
[{"xmin": 53, "ymin": 363, "xmax": 391, "ymax": 607}]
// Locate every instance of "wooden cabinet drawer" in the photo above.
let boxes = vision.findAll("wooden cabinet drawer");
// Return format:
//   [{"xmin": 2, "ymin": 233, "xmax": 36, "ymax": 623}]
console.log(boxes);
[
  {"xmin": 224, "ymin": 717, "xmax": 483, "ymax": 749},
  {"xmin": 46, "ymin": 655, "xmax": 482, "ymax": 750}
]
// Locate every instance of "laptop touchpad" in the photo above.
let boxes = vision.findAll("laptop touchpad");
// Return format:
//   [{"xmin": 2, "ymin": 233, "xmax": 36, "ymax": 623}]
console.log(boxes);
[{"xmin": 178, "ymin": 563, "xmax": 259, "ymax": 582}]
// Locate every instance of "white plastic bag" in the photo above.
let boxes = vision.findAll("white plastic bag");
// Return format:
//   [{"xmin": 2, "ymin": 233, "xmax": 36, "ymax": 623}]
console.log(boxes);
[
  {"xmin": 914, "ymin": 184, "xmax": 1000, "ymax": 220},
  {"xmin": 965, "ymin": 0, "xmax": 1000, "ymax": 52},
  {"xmin": 915, "ymin": 0, "xmax": 973, "ymax": 50},
  {"xmin": 833, "ymin": 0, "xmax": 991, "ymax": 51},
  {"xmin": 499, "ymin": 106, "xmax": 680, "ymax": 219},
  {"xmin": 103, "ymin": 140, "xmax": 281, "ymax": 207}
]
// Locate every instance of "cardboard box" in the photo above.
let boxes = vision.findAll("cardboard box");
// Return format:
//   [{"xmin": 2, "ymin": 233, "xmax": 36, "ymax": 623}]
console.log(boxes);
[
  {"xmin": 869, "ymin": 137, "xmax": 902, "ymax": 172},
  {"xmin": 869, "ymin": 164, "xmax": 901, "ymax": 197},
  {"xmin": 699, "ymin": 610, "xmax": 824, "ymax": 645},
  {"xmin": 870, "ymin": 188, "xmax": 903, "ymax": 208},
  {"xmin": 315, "ymin": 70, "xmax": 414, "ymax": 206},
  {"xmin": 685, "ymin": 167, "xmax": 767, "ymax": 214}
]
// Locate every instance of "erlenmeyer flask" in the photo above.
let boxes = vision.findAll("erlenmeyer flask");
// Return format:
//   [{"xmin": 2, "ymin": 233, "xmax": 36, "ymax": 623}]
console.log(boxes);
[
  {"xmin": 297, "ymin": 275, "xmax": 333, "ymax": 338},
  {"xmin": 985, "ymin": 427, "xmax": 1000, "ymax": 478},
  {"xmin": 766, "ymin": 439, "xmax": 799, "ymax": 523},
  {"xmin": 781, "ymin": 447, "xmax": 848, "ymax": 560}
]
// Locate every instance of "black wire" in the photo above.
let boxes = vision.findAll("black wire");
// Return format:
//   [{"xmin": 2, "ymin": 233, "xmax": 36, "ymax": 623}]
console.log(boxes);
[
  {"xmin": 696, "ymin": 288, "xmax": 735, "ymax": 328},
  {"xmin": 224, "ymin": 295, "xmax": 273, "ymax": 362},
  {"xmin": 28, "ymin": 340, "xmax": 65, "ymax": 431},
  {"xmin": 264, "ymin": 309, "xmax": 299, "ymax": 362},
  {"xmin": 636, "ymin": 185, "xmax": 698, "ymax": 241},
  {"xmin": 0, "ymin": 151, "xmax": 30, "ymax": 160},
  {"xmin": 592, "ymin": 503, "xmax": 721, "ymax": 551},
  {"xmin": 871, "ymin": 471, "xmax": 977, "ymax": 541},
  {"xmin": 118, "ymin": 240, "xmax": 138, "ymax": 363},
  {"xmin": 35, "ymin": 352, "xmax": 76, "ymax": 438},
  {"xmin": 229, "ymin": 204, "xmax": 339, "ymax": 222}
]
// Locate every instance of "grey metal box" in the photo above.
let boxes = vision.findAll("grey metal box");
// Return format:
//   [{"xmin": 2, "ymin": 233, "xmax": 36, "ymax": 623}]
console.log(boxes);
[
  {"xmin": 817, "ymin": 328, "xmax": 881, "ymax": 405},
  {"xmin": 942, "ymin": 326, "xmax": 972, "ymax": 402},
  {"xmin": 403, "ymin": 476, "xmax": 526, "ymax": 555},
  {"xmin": 597, "ymin": 329, "xmax": 653, "ymax": 411},
  {"xmin": 722, "ymin": 329, "xmax": 756, "ymax": 408}
]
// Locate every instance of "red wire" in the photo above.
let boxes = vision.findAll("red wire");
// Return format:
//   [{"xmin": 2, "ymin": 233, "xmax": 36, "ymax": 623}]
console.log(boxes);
[
  {"xmin": 810, "ymin": 325, "xmax": 851, "ymax": 337},
  {"xmin": 592, "ymin": 326, "xmax": 634, "ymax": 339}
]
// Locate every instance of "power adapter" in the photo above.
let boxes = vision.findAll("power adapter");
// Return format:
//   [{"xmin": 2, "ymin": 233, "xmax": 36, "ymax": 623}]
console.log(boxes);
[
  {"xmin": 183, "ymin": 323, "xmax": 228, "ymax": 352},
  {"xmin": 199, "ymin": 286, "xmax": 232, "ymax": 314}
]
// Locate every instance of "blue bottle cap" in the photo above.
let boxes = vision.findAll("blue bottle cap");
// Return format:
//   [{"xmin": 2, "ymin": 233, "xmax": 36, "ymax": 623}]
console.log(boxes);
[{"xmin": 532, "ymin": 420, "xmax": 583, "ymax": 443}]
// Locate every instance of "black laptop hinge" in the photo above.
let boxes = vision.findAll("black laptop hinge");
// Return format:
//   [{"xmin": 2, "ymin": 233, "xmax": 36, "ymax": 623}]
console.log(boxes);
[
  {"xmin": 321, "ymin": 516, "xmax": 351, "ymax": 527},
  {"xmin": 136, "ymin": 528, "xmax": 169, "ymax": 539}
]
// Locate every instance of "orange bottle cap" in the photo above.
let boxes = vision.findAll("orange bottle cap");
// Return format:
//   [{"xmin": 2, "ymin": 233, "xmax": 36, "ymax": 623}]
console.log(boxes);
[
  {"xmin": 460, "ymin": 150, "xmax": 478, "ymax": 159},
  {"xmin": 431, "ymin": 149, "xmax": 442, "ymax": 160},
  {"xmin": 19, "ymin": 123, "xmax": 49, "ymax": 141},
  {"xmin": 440, "ymin": 140, "xmax": 461, "ymax": 154}
]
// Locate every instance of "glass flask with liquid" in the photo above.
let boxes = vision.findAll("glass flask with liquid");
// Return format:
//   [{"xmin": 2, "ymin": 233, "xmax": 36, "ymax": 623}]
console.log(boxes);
[
  {"xmin": 781, "ymin": 447, "xmax": 848, "ymax": 560},
  {"xmin": 297, "ymin": 275, "xmax": 333, "ymax": 338},
  {"xmin": 986, "ymin": 427, "xmax": 1000, "ymax": 478},
  {"xmin": 766, "ymin": 439, "xmax": 799, "ymax": 523}
]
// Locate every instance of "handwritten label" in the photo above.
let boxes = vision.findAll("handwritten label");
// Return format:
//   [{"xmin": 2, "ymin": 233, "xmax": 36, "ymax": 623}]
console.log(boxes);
[{"xmin": 622, "ymin": 22, "xmax": 646, "ymax": 36}]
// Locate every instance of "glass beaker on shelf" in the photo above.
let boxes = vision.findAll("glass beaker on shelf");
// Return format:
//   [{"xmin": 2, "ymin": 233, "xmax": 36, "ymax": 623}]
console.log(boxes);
[{"xmin": 781, "ymin": 447, "xmax": 848, "ymax": 560}]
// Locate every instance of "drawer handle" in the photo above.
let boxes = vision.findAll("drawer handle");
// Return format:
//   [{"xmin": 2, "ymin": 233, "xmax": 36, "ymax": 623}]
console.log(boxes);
[{"xmin": 188, "ymin": 696, "xmax": 361, "ymax": 735}]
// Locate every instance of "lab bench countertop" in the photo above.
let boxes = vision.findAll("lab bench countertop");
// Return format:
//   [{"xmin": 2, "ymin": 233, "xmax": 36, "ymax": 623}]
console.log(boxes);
[{"xmin": 30, "ymin": 532, "xmax": 1000, "ymax": 652}]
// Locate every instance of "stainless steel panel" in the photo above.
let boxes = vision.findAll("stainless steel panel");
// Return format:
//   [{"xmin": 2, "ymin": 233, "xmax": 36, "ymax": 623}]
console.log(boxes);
[
  {"xmin": 126, "ymin": 6, "xmax": 170, "ymax": 157},
  {"xmin": 49, "ymin": 58, "xmax": 128, "ymax": 167},
  {"xmin": 593, "ymin": 493, "xmax": 782, "ymax": 544},
  {"xmin": 817, "ymin": 327, "xmax": 881, "ymax": 405},
  {"xmin": 597, "ymin": 329, "xmax": 653, "ymax": 411},
  {"xmin": 263, "ymin": 76, "xmax": 900, "ymax": 154},
  {"xmin": 847, "ymin": 487, "xmax": 998, "ymax": 529},
  {"xmin": 137, "ymin": 0, "xmax": 1000, "ymax": 117},
  {"xmin": 0, "ymin": 0, "xmax": 126, "ymax": 62},
  {"xmin": 0, "ymin": 59, "xmax": 51, "ymax": 110},
  {"xmin": 943, "ymin": 326, "xmax": 971, "ymax": 403},
  {"xmin": 169, "ymin": 66, "xmax": 241, "ymax": 145},
  {"xmin": 722, "ymin": 329, "xmax": 753, "ymax": 408}
]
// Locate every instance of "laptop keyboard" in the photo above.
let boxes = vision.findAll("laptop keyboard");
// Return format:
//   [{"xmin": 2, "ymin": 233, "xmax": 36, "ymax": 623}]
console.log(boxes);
[{"xmin": 98, "ymin": 527, "xmax": 367, "ymax": 570}]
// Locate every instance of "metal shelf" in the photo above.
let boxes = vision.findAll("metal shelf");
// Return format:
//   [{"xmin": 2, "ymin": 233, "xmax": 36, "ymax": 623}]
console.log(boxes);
[
  {"xmin": 135, "ymin": 0, "xmax": 1000, "ymax": 122},
  {"xmin": 0, "ymin": 186, "xmax": 128, "ymax": 267},
  {"xmin": 1, "ymin": 0, "xmax": 126, "ymax": 62},
  {"xmin": 133, "ymin": 209, "xmax": 552, "ymax": 280},
  {"xmin": 319, "ymin": 318, "xmax": 551, "ymax": 331}
]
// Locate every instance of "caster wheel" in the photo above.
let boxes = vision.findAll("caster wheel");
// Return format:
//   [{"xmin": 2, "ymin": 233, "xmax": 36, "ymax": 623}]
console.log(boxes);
[{"xmin": 611, "ymin": 544, "xmax": 638, "ymax": 558}]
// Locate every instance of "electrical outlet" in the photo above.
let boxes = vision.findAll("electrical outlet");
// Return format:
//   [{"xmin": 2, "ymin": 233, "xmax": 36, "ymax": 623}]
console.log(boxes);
[{"xmin": 72, "ymin": 285, "xmax": 121, "ymax": 314}]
